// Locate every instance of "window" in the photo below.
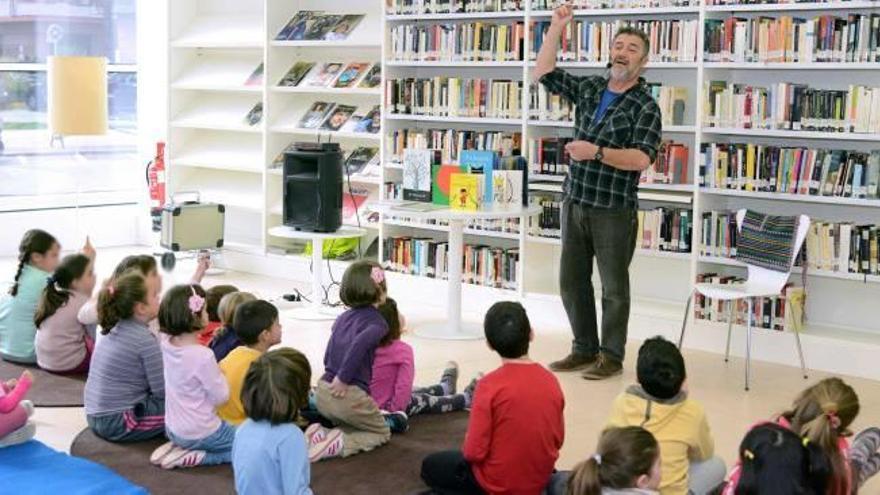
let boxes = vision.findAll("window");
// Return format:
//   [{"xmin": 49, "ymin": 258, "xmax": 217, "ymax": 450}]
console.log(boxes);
[{"xmin": 0, "ymin": 0, "xmax": 138, "ymax": 208}]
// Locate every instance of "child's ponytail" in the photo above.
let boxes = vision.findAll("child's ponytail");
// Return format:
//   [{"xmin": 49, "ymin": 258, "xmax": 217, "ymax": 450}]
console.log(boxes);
[
  {"xmin": 35, "ymin": 254, "xmax": 91, "ymax": 327},
  {"xmin": 97, "ymin": 271, "xmax": 148, "ymax": 334},
  {"xmin": 9, "ymin": 229, "xmax": 57, "ymax": 296},
  {"xmin": 566, "ymin": 426, "xmax": 659, "ymax": 495}
]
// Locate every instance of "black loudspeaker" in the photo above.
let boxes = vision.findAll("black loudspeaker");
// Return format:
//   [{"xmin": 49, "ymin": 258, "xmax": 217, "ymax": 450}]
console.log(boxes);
[{"xmin": 283, "ymin": 142, "xmax": 343, "ymax": 232}]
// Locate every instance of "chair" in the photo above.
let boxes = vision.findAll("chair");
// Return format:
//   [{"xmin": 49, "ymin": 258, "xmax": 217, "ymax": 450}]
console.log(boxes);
[{"xmin": 678, "ymin": 209, "xmax": 810, "ymax": 391}]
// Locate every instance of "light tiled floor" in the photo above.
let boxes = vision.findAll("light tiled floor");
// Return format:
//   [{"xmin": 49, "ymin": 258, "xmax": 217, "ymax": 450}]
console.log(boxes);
[{"xmin": 4, "ymin": 247, "xmax": 879, "ymax": 492}]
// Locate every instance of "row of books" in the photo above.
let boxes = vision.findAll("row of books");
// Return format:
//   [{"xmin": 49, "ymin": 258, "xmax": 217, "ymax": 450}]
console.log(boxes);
[
  {"xmin": 704, "ymin": 82, "xmax": 880, "ymax": 133},
  {"xmin": 275, "ymin": 11, "xmax": 364, "ymax": 41},
  {"xmin": 531, "ymin": 0, "xmax": 694, "ymax": 8},
  {"xmin": 298, "ymin": 102, "xmax": 381, "ymax": 133},
  {"xmin": 385, "ymin": 78, "xmax": 523, "ymax": 119},
  {"xmin": 529, "ymin": 83, "xmax": 687, "ymax": 126},
  {"xmin": 706, "ymin": 0, "xmax": 848, "ymax": 5},
  {"xmin": 694, "ymin": 273, "xmax": 804, "ymax": 332},
  {"xmin": 530, "ymin": 19, "xmax": 699, "ymax": 63},
  {"xmin": 385, "ymin": 214, "xmax": 522, "ymax": 235},
  {"xmin": 387, "ymin": 129, "xmax": 522, "ymax": 165},
  {"xmin": 704, "ymin": 14, "xmax": 880, "ymax": 63},
  {"xmin": 390, "ymin": 22, "xmax": 525, "ymax": 62},
  {"xmin": 277, "ymin": 61, "xmax": 381, "ymax": 90},
  {"xmin": 698, "ymin": 143, "xmax": 880, "ymax": 199},
  {"xmin": 387, "ymin": 0, "xmax": 524, "ymax": 15},
  {"xmin": 530, "ymin": 194, "xmax": 562, "ymax": 238},
  {"xmin": 382, "ymin": 237, "xmax": 521, "ymax": 289}
]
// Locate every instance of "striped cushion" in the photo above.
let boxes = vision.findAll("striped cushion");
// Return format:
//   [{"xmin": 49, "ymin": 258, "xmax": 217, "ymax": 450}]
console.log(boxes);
[{"xmin": 735, "ymin": 210, "xmax": 798, "ymax": 272}]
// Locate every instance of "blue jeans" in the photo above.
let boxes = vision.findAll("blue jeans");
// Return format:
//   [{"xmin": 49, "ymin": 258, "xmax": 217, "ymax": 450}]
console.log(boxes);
[{"xmin": 167, "ymin": 421, "xmax": 236, "ymax": 466}]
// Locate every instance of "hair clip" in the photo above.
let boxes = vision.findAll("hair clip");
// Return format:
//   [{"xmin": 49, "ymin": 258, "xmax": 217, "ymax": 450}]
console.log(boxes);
[
  {"xmin": 802, "ymin": 437, "xmax": 811, "ymax": 447},
  {"xmin": 743, "ymin": 449, "xmax": 755, "ymax": 461},
  {"xmin": 189, "ymin": 285, "xmax": 205, "ymax": 314},
  {"xmin": 107, "ymin": 284, "xmax": 115, "ymax": 296},
  {"xmin": 370, "ymin": 266, "xmax": 385, "ymax": 285},
  {"xmin": 592, "ymin": 454, "xmax": 602, "ymax": 466},
  {"xmin": 825, "ymin": 410, "xmax": 842, "ymax": 429}
]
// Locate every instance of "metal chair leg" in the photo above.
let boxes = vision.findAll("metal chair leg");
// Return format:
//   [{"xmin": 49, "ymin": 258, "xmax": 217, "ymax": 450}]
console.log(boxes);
[
  {"xmin": 745, "ymin": 298, "xmax": 753, "ymax": 392},
  {"xmin": 794, "ymin": 328, "xmax": 808, "ymax": 380},
  {"xmin": 678, "ymin": 289, "xmax": 694, "ymax": 349},
  {"xmin": 725, "ymin": 300, "xmax": 735, "ymax": 363}
]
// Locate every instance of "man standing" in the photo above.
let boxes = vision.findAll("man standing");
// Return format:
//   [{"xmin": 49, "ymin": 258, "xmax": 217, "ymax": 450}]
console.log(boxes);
[{"xmin": 533, "ymin": 5, "xmax": 663, "ymax": 380}]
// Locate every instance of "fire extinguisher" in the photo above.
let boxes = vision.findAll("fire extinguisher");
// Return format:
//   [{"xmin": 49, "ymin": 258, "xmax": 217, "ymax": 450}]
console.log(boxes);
[{"xmin": 146, "ymin": 142, "xmax": 166, "ymax": 232}]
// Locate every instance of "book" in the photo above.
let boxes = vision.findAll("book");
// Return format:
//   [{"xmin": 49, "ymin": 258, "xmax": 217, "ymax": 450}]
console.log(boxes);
[
  {"xmin": 358, "ymin": 64, "xmax": 382, "ymax": 89},
  {"xmin": 361, "ymin": 105, "xmax": 381, "ymax": 133},
  {"xmin": 324, "ymin": 14, "xmax": 364, "ymax": 41},
  {"xmin": 244, "ymin": 63, "xmax": 263, "ymax": 86},
  {"xmin": 344, "ymin": 147, "xmax": 378, "ymax": 175},
  {"xmin": 277, "ymin": 61, "xmax": 316, "ymax": 87},
  {"xmin": 432, "ymin": 164, "xmax": 467, "ymax": 206},
  {"xmin": 342, "ymin": 187, "xmax": 370, "ymax": 219},
  {"xmin": 334, "ymin": 62, "xmax": 372, "ymax": 89},
  {"xmin": 321, "ymin": 104, "xmax": 357, "ymax": 131},
  {"xmin": 243, "ymin": 102, "xmax": 263, "ymax": 126},
  {"xmin": 340, "ymin": 115, "xmax": 363, "ymax": 133},
  {"xmin": 499, "ymin": 155, "xmax": 529, "ymax": 205},
  {"xmin": 298, "ymin": 101, "xmax": 336, "ymax": 129},
  {"xmin": 460, "ymin": 150, "xmax": 497, "ymax": 203},
  {"xmin": 275, "ymin": 11, "xmax": 322, "ymax": 41},
  {"xmin": 387, "ymin": 78, "xmax": 522, "ymax": 119},
  {"xmin": 390, "ymin": 21, "xmax": 525, "ymax": 62},
  {"xmin": 390, "ymin": 129, "xmax": 521, "ymax": 166},
  {"xmin": 492, "ymin": 170, "xmax": 523, "ymax": 206},
  {"xmin": 450, "ymin": 173, "xmax": 484, "ymax": 211},
  {"xmin": 303, "ymin": 14, "xmax": 343, "ymax": 40},
  {"xmin": 302, "ymin": 62, "xmax": 344, "ymax": 87},
  {"xmin": 388, "ymin": 0, "xmax": 527, "ymax": 15},
  {"xmin": 403, "ymin": 149, "xmax": 439, "ymax": 202}
]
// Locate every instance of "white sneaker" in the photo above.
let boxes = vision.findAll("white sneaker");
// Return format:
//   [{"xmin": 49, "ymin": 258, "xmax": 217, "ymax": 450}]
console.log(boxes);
[
  {"xmin": 150, "ymin": 441, "xmax": 175, "ymax": 465},
  {"xmin": 160, "ymin": 446, "xmax": 206, "ymax": 469},
  {"xmin": 305, "ymin": 423, "xmax": 327, "ymax": 448},
  {"xmin": 308, "ymin": 428, "xmax": 343, "ymax": 462},
  {"xmin": 20, "ymin": 400, "xmax": 34, "ymax": 417}
]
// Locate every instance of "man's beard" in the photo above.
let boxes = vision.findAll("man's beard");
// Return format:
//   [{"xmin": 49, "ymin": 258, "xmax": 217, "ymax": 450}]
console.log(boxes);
[{"xmin": 609, "ymin": 63, "xmax": 635, "ymax": 81}]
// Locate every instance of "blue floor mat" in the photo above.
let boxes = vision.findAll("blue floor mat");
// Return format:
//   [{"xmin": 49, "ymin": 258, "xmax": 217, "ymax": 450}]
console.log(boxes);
[{"xmin": 0, "ymin": 440, "xmax": 147, "ymax": 495}]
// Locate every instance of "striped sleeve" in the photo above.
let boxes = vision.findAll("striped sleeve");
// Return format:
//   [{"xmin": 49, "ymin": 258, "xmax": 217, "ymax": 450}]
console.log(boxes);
[{"xmin": 139, "ymin": 335, "xmax": 165, "ymax": 398}]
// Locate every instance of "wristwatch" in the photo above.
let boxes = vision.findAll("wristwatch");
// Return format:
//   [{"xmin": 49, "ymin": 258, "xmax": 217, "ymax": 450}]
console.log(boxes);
[{"xmin": 594, "ymin": 146, "xmax": 605, "ymax": 162}]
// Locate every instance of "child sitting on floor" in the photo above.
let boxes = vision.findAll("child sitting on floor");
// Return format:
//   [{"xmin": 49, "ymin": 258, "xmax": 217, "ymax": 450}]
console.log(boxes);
[
  {"xmin": 0, "ymin": 370, "xmax": 36, "ymax": 448},
  {"xmin": 151, "ymin": 284, "xmax": 232, "ymax": 469},
  {"xmin": 84, "ymin": 271, "xmax": 165, "ymax": 442},
  {"xmin": 233, "ymin": 348, "xmax": 313, "ymax": 495},
  {"xmin": 548, "ymin": 426, "xmax": 662, "ymax": 495},
  {"xmin": 35, "ymin": 253, "xmax": 97, "ymax": 374},
  {"xmin": 308, "ymin": 261, "xmax": 392, "ymax": 462},
  {"xmin": 0, "ymin": 230, "xmax": 64, "ymax": 364},
  {"xmin": 606, "ymin": 336, "xmax": 725, "ymax": 495},
  {"xmin": 199, "ymin": 285, "xmax": 237, "ymax": 346},
  {"xmin": 421, "ymin": 301, "xmax": 565, "ymax": 494},
  {"xmin": 371, "ymin": 297, "xmax": 479, "ymax": 429},
  {"xmin": 209, "ymin": 291, "xmax": 257, "ymax": 362},
  {"xmin": 217, "ymin": 300, "xmax": 282, "ymax": 425}
]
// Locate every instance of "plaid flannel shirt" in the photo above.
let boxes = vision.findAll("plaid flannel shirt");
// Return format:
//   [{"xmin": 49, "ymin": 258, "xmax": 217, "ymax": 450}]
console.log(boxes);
[{"xmin": 539, "ymin": 69, "xmax": 662, "ymax": 209}]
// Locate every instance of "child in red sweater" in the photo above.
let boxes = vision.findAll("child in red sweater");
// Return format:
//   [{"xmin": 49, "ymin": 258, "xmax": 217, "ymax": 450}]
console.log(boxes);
[{"xmin": 421, "ymin": 301, "xmax": 565, "ymax": 495}]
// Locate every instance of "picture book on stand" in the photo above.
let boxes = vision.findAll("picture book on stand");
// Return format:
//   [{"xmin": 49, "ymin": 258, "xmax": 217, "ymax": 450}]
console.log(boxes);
[
  {"xmin": 432, "ymin": 163, "xmax": 466, "ymax": 206},
  {"xmin": 361, "ymin": 105, "xmax": 381, "ymax": 133},
  {"xmin": 303, "ymin": 62, "xmax": 344, "ymax": 87},
  {"xmin": 299, "ymin": 102, "xmax": 336, "ymax": 129},
  {"xmin": 450, "ymin": 173, "xmax": 484, "ymax": 211},
  {"xmin": 340, "ymin": 115, "xmax": 363, "ymax": 133},
  {"xmin": 334, "ymin": 63, "xmax": 372, "ymax": 88},
  {"xmin": 325, "ymin": 14, "xmax": 365, "ymax": 41},
  {"xmin": 403, "ymin": 149, "xmax": 440, "ymax": 202},
  {"xmin": 304, "ymin": 14, "xmax": 344, "ymax": 40},
  {"xmin": 321, "ymin": 105, "xmax": 357, "ymax": 131},
  {"xmin": 276, "ymin": 11, "xmax": 322, "ymax": 40},
  {"xmin": 460, "ymin": 150, "xmax": 498, "ymax": 203},
  {"xmin": 244, "ymin": 102, "xmax": 263, "ymax": 126},
  {"xmin": 345, "ymin": 147, "xmax": 379, "ymax": 175},
  {"xmin": 278, "ymin": 61, "xmax": 316, "ymax": 87},
  {"xmin": 358, "ymin": 64, "xmax": 382, "ymax": 89}
]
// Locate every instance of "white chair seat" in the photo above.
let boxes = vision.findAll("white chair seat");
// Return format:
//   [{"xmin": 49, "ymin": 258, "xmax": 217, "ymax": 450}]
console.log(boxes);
[{"xmin": 694, "ymin": 282, "xmax": 783, "ymax": 301}]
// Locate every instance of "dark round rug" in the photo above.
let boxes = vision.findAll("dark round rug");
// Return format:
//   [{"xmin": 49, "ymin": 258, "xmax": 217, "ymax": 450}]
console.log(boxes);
[{"xmin": 0, "ymin": 359, "xmax": 85, "ymax": 407}]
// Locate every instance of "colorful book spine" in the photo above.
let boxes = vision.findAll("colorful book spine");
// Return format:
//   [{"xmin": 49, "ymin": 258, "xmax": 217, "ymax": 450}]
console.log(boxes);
[
  {"xmin": 391, "ymin": 22, "xmax": 525, "ymax": 62},
  {"xmin": 532, "ymin": 0, "xmax": 694, "ymax": 8},
  {"xmin": 694, "ymin": 273, "xmax": 802, "ymax": 332},
  {"xmin": 388, "ymin": 129, "xmax": 522, "ymax": 166},
  {"xmin": 386, "ymin": 78, "xmax": 523, "ymax": 119},
  {"xmin": 388, "ymin": 0, "xmax": 524, "ymax": 15}
]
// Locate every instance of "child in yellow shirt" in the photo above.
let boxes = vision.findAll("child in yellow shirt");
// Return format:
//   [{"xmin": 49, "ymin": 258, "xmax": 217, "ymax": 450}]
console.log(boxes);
[{"xmin": 216, "ymin": 300, "xmax": 282, "ymax": 425}]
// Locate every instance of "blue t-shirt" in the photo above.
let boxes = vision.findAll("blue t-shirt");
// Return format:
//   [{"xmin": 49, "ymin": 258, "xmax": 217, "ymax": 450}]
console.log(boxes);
[
  {"xmin": 233, "ymin": 419, "xmax": 312, "ymax": 495},
  {"xmin": 592, "ymin": 88, "xmax": 622, "ymax": 125}
]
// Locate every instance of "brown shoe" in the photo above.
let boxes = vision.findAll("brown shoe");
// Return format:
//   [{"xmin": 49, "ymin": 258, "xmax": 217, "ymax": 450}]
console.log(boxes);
[
  {"xmin": 549, "ymin": 353, "xmax": 597, "ymax": 372},
  {"xmin": 581, "ymin": 355, "xmax": 623, "ymax": 380}
]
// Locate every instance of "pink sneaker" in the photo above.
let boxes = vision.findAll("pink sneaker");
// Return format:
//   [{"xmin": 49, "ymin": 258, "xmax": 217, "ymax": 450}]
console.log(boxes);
[
  {"xmin": 305, "ymin": 423, "xmax": 327, "ymax": 448},
  {"xmin": 160, "ymin": 447, "xmax": 206, "ymax": 469},
  {"xmin": 308, "ymin": 428, "xmax": 343, "ymax": 462}
]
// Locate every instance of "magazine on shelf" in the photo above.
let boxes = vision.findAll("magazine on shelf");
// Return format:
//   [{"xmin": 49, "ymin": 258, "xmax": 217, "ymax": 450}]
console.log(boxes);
[
  {"xmin": 324, "ymin": 14, "xmax": 364, "ymax": 41},
  {"xmin": 345, "ymin": 147, "xmax": 379, "ymax": 175},
  {"xmin": 321, "ymin": 105, "xmax": 357, "ymax": 131},
  {"xmin": 302, "ymin": 62, "xmax": 344, "ymax": 87},
  {"xmin": 298, "ymin": 102, "xmax": 336, "ymax": 129},
  {"xmin": 304, "ymin": 14, "xmax": 344, "ymax": 40},
  {"xmin": 334, "ymin": 62, "xmax": 372, "ymax": 88},
  {"xmin": 361, "ymin": 105, "xmax": 381, "ymax": 133},
  {"xmin": 244, "ymin": 63, "xmax": 263, "ymax": 86},
  {"xmin": 340, "ymin": 115, "xmax": 363, "ymax": 133},
  {"xmin": 358, "ymin": 64, "xmax": 381, "ymax": 89},
  {"xmin": 275, "ymin": 11, "xmax": 322, "ymax": 41},
  {"xmin": 243, "ymin": 102, "xmax": 263, "ymax": 126},
  {"xmin": 277, "ymin": 61, "xmax": 316, "ymax": 87}
]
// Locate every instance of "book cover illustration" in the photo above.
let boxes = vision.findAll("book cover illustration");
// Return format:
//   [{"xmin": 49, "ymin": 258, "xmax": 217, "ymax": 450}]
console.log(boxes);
[
  {"xmin": 304, "ymin": 14, "xmax": 343, "ymax": 40},
  {"xmin": 432, "ymin": 164, "xmax": 466, "ymax": 206},
  {"xmin": 403, "ymin": 149, "xmax": 438, "ymax": 203},
  {"xmin": 321, "ymin": 104, "xmax": 357, "ymax": 131},
  {"xmin": 499, "ymin": 155, "xmax": 529, "ymax": 205},
  {"xmin": 450, "ymin": 173, "xmax": 483, "ymax": 211},
  {"xmin": 243, "ymin": 102, "xmax": 263, "ymax": 127},
  {"xmin": 277, "ymin": 61, "xmax": 316, "ymax": 87},
  {"xmin": 244, "ymin": 63, "xmax": 263, "ymax": 86},
  {"xmin": 298, "ymin": 101, "xmax": 336, "ymax": 129},
  {"xmin": 459, "ymin": 150, "xmax": 497, "ymax": 204},
  {"xmin": 340, "ymin": 115, "xmax": 363, "ymax": 133},
  {"xmin": 492, "ymin": 170, "xmax": 523, "ymax": 206},
  {"xmin": 303, "ymin": 62, "xmax": 344, "ymax": 87},
  {"xmin": 345, "ymin": 147, "xmax": 379, "ymax": 175},
  {"xmin": 343, "ymin": 187, "xmax": 371, "ymax": 219},
  {"xmin": 358, "ymin": 64, "xmax": 382, "ymax": 89},
  {"xmin": 324, "ymin": 14, "xmax": 364, "ymax": 41},
  {"xmin": 275, "ymin": 11, "xmax": 322, "ymax": 40},
  {"xmin": 360, "ymin": 105, "xmax": 381, "ymax": 133},
  {"xmin": 334, "ymin": 62, "xmax": 371, "ymax": 88}
]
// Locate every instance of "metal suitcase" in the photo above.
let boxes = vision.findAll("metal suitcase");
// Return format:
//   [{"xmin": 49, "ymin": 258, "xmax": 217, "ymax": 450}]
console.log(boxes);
[{"xmin": 160, "ymin": 192, "xmax": 225, "ymax": 252}]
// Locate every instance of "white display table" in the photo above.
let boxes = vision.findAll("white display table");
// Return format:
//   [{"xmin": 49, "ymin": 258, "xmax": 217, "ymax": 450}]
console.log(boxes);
[
  {"xmin": 377, "ymin": 202, "xmax": 541, "ymax": 340},
  {"xmin": 268, "ymin": 225, "xmax": 367, "ymax": 321}
]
